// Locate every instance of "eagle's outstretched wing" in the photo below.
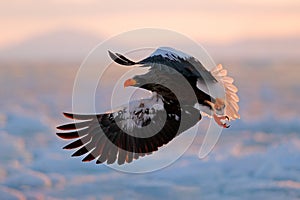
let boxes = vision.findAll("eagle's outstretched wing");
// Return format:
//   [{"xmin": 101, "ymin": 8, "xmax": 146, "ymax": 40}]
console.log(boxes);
[
  {"xmin": 57, "ymin": 93, "xmax": 200, "ymax": 165},
  {"xmin": 109, "ymin": 47, "xmax": 216, "ymax": 83}
]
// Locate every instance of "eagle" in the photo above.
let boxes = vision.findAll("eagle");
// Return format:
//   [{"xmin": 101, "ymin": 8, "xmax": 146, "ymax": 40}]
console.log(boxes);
[
  {"xmin": 57, "ymin": 47, "xmax": 239, "ymax": 165},
  {"xmin": 109, "ymin": 47, "xmax": 240, "ymax": 126}
]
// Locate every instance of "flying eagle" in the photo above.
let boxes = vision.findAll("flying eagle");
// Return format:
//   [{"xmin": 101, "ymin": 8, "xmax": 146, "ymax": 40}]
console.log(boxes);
[
  {"xmin": 57, "ymin": 47, "xmax": 239, "ymax": 165},
  {"xmin": 109, "ymin": 47, "xmax": 240, "ymax": 126}
]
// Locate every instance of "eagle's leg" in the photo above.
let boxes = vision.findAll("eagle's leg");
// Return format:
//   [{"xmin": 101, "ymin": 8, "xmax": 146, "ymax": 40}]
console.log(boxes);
[
  {"xmin": 213, "ymin": 114, "xmax": 230, "ymax": 128},
  {"xmin": 204, "ymin": 100, "xmax": 230, "ymax": 128}
]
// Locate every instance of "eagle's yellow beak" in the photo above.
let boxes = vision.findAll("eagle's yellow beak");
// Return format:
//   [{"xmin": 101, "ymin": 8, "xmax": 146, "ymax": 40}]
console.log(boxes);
[{"xmin": 124, "ymin": 78, "xmax": 137, "ymax": 87}]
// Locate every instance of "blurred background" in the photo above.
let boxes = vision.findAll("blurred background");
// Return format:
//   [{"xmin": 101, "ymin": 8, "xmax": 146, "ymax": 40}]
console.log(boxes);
[{"xmin": 1, "ymin": 1, "xmax": 300, "ymax": 199}]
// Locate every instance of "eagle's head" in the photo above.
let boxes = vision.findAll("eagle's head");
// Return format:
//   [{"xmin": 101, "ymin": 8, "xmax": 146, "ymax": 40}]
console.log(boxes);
[
  {"xmin": 124, "ymin": 72, "xmax": 149, "ymax": 88},
  {"xmin": 123, "ymin": 73, "xmax": 162, "ymax": 92}
]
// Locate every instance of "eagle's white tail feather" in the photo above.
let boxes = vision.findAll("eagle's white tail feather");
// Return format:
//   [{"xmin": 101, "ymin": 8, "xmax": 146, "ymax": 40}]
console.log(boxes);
[
  {"xmin": 222, "ymin": 76, "xmax": 234, "ymax": 84},
  {"xmin": 229, "ymin": 100, "xmax": 239, "ymax": 111},
  {"xmin": 227, "ymin": 92, "xmax": 239, "ymax": 102},
  {"xmin": 225, "ymin": 86, "xmax": 239, "ymax": 101},
  {"xmin": 218, "ymin": 69, "xmax": 227, "ymax": 77},
  {"xmin": 211, "ymin": 64, "xmax": 223, "ymax": 72},
  {"xmin": 225, "ymin": 84, "xmax": 238, "ymax": 93},
  {"xmin": 211, "ymin": 64, "xmax": 240, "ymax": 120}
]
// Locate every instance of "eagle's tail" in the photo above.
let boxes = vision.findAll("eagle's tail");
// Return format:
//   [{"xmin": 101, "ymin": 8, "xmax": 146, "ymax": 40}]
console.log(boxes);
[
  {"xmin": 108, "ymin": 51, "xmax": 136, "ymax": 66},
  {"xmin": 211, "ymin": 64, "xmax": 240, "ymax": 120}
]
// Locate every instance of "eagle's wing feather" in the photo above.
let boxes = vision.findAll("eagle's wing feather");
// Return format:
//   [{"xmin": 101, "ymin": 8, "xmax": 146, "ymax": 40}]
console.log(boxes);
[
  {"xmin": 139, "ymin": 47, "xmax": 217, "ymax": 83},
  {"xmin": 57, "ymin": 93, "xmax": 200, "ymax": 165}
]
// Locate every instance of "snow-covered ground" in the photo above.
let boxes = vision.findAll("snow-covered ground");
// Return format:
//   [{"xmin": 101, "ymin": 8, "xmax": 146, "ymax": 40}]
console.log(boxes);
[{"xmin": 1, "ymin": 62, "xmax": 300, "ymax": 199}]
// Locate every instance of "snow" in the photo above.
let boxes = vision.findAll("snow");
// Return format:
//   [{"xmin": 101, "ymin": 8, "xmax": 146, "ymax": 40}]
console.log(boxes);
[{"xmin": 0, "ymin": 63, "xmax": 300, "ymax": 199}]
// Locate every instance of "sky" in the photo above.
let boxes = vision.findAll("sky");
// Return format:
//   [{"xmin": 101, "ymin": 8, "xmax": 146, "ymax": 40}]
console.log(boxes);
[{"xmin": 1, "ymin": 0, "xmax": 300, "ymax": 48}]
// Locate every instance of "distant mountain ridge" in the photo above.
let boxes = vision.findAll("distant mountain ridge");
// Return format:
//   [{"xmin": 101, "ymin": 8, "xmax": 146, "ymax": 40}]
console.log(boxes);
[
  {"xmin": 0, "ymin": 29, "xmax": 299, "ymax": 62},
  {"xmin": 205, "ymin": 36, "xmax": 300, "ymax": 63},
  {"xmin": 0, "ymin": 30, "xmax": 102, "ymax": 61}
]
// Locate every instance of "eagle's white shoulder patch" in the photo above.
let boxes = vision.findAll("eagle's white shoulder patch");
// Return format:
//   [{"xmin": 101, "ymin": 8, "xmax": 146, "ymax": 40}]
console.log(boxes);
[
  {"xmin": 116, "ymin": 92, "xmax": 165, "ymax": 131},
  {"xmin": 150, "ymin": 47, "xmax": 192, "ymax": 61}
]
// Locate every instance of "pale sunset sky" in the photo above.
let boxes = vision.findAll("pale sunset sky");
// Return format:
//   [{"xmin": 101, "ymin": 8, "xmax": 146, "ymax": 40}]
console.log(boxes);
[{"xmin": 1, "ymin": 0, "xmax": 300, "ymax": 48}]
